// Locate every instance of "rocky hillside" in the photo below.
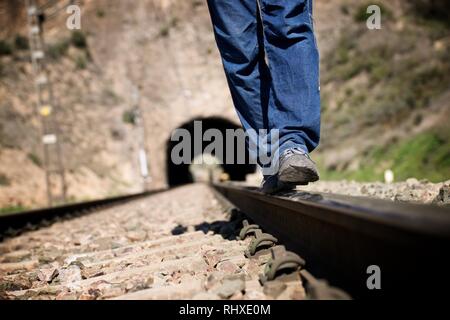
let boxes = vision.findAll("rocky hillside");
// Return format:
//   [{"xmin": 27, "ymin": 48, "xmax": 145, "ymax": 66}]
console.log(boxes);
[
  {"xmin": 0, "ymin": 0, "xmax": 238, "ymax": 210},
  {"xmin": 0, "ymin": 0, "xmax": 449, "ymax": 210},
  {"xmin": 316, "ymin": 0, "xmax": 450, "ymax": 183}
]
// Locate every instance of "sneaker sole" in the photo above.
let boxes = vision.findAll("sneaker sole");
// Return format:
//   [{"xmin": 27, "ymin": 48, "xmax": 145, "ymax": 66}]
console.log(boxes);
[
  {"xmin": 261, "ymin": 183, "xmax": 296, "ymax": 195},
  {"xmin": 260, "ymin": 180, "xmax": 296, "ymax": 194},
  {"xmin": 278, "ymin": 165, "xmax": 319, "ymax": 184}
]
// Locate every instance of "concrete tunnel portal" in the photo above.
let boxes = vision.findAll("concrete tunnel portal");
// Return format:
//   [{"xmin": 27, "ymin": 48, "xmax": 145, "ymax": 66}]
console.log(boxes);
[{"xmin": 166, "ymin": 117, "xmax": 257, "ymax": 187}]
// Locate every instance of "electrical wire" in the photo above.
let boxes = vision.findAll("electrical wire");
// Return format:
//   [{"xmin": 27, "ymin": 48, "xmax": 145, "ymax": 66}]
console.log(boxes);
[{"xmin": 38, "ymin": 0, "xmax": 78, "ymax": 21}]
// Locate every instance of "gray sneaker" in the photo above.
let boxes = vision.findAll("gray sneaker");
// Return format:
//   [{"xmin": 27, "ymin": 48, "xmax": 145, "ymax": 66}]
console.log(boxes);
[{"xmin": 277, "ymin": 148, "xmax": 319, "ymax": 184}]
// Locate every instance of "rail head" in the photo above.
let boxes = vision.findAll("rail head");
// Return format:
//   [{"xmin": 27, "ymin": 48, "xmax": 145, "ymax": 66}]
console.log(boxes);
[{"xmin": 213, "ymin": 183, "xmax": 450, "ymax": 240}]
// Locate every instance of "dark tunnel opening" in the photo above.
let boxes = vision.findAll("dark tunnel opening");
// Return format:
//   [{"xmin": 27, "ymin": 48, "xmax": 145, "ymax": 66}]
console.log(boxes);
[{"xmin": 166, "ymin": 117, "xmax": 257, "ymax": 187}]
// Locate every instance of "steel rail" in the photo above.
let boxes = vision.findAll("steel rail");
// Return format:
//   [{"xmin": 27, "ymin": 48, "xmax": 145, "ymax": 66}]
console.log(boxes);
[
  {"xmin": 213, "ymin": 182, "xmax": 450, "ymax": 298},
  {"xmin": 0, "ymin": 189, "xmax": 166, "ymax": 238}
]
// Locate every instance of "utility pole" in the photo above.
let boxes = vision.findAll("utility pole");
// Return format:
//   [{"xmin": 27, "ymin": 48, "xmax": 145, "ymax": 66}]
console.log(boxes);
[
  {"xmin": 131, "ymin": 86, "xmax": 151, "ymax": 191},
  {"xmin": 25, "ymin": 0, "xmax": 67, "ymax": 206}
]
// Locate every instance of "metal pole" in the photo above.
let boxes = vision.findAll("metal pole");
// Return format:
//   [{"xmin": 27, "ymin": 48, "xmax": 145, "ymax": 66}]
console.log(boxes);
[
  {"xmin": 132, "ymin": 86, "xmax": 151, "ymax": 191},
  {"xmin": 25, "ymin": 0, "xmax": 67, "ymax": 206}
]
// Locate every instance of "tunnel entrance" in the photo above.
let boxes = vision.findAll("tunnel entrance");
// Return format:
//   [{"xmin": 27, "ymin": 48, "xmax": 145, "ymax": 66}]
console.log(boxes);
[{"xmin": 166, "ymin": 117, "xmax": 257, "ymax": 187}]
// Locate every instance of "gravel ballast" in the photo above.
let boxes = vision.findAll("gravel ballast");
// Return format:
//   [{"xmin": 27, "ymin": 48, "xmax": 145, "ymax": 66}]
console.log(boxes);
[{"xmin": 299, "ymin": 179, "xmax": 450, "ymax": 205}]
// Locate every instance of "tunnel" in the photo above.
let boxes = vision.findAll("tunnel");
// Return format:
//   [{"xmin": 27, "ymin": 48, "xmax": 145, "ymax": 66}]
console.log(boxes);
[{"xmin": 166, "ymin": 117, "xmax": 257, "ymax": 187}]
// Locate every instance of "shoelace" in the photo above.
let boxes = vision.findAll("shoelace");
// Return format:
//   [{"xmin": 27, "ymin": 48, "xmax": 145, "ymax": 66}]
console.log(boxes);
[{"xmin": 282, "ymin": 148, "xmax": 308, "ymax": 158}]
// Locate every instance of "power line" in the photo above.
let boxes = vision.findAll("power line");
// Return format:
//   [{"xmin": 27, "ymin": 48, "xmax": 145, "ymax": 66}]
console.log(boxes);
[
  {"xmin": 31, "ymin": 0, "xmax": 77, "ymax": 22},
  {"xmin": 38, "ymin": 0, "xmax": 59, "ymax": 11},
  {"xmin": 44, "ymin": 0, "xmax": 77, "ymax": 20}
]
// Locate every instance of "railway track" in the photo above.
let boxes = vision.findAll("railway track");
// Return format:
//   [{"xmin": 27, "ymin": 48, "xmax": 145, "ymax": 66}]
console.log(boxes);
[
  {"xmin": 0, "ymin": 183, "xmax": 449, "ymax": 300},
  {"xmin": 213, "ymin": 183, "xmax": 450, "ymax": 298},
  {"xmin": 0, "ymin": 191, "xmax": 162, "ymax": 238},
  {"xmin": 0, "ymin": 185, "xmax": 315, "ymax": 300}
]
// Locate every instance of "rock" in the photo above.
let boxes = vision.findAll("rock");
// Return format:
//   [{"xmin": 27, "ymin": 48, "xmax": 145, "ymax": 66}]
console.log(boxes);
[
  {"xmin": 78, "ymin": 292, "xmax": 97, "ymax": 300},
  {"xmin": 84, "ymin": 288, "xmax": 101, "ymax": 300},
  {"xmin": 433, "ymin": 184, "xmax": 450, "ymax": 206},
  {"xmin": 93, "ymin": 238, "xmax": 114, "ymax": 250},
  {"xmin": 68, "ymin": 260, "xmax": 86, "ymax": 270},
  {"xmin": 161, "ymin": 254, "xmax": 178, "ymax": 262},
  {"xmin": 78, "ymin": 235, "xmax": 93, "ymax": 246},
  {"xmin": 0, "ymin": 278, "xmax": 32, "ymax": 291},
  {"xmin": 263, "ymin": 280, "xmax": 287, "ymax": 298},
  {"xmin": 216, "ymin": 260, "xmax": 239, "ymax": 274},
  {"xmin": 229, "ymin": 291, "xmax": 244, "ymax": 300},
  {"xmin": 110, "ymin": 242, "xmax": 123, "ymax": 249},
  {"xmin": 204, "ymin": 272, "xmax": 222, "ymax": 290},
  {"xmin": 360, "ymin": 185, "xmax": 368, "ymax": 194},
  {"xmin": 257, "ymin": 254, "xmax": 271, "ymax": 266},
  {"xmin": 126, "ymin": 231, "xmax": 147, "ymax": 242},
  {"xmin": 56, "ymin": 265, "xmax": 83, "ymax": 284},
  {"xmin": 406, "ymin": 178, "xmax": 419, "ymax": 187},
  {"xmin": 245, "ymin": 290, "xmax": 266, "ymax": 300},
  {"xmin": 81, "ymin": 267, "xmax": 105, "ymax": 279},
  {"xmin": 0, "ymin": 250, "xmax": 31, "ymax": 263},
  {"xmin": 90, "ymin": 280, "xmax": 112, "ymax": 292},
  {"xmin": 192, "ymin": 292, "xmax": 220, "ymax": 300},
  {"xmin": 100, "ymin": 286, "xmax": 124, "ymax": 299},
  {"xmin": 0, "ymin": 260, "xmax": 39, "ymax": 273},
  {"xmin": 38, "ymin": 249, "xmax": 62, "ymax": 264},
  {"xmin": 37, "ymin": 268, "xmax": 59, "ymax": 283},
  {"xmin": 140, "ymin": 276, "xmax": 155, "ymax": 289},
  {"xmin": 240, "ymin": 259, "xmax": 260, "ymax": 276},
  {"xmin": 289, "ymin": 287, "xmax": 306, "ymax": 300},
  {"xmin": 215, "ymin": 274, "xmax": 245, "ymax": 299},
  {"xmin": 55, "ymin": 292, "xmax": 78, "ymax": 300},
  {"xmin": 124, "ymin": 221, "xmax": 139, "ymax": 232},
  {"xmin": 178, "ymin": 273, "xmax": 193, "ymax": 284},
  {"xmin": 203, "ymin": 251, "xmax": 221, "ymax": 268},
  {"xmin": 188, "ymin": 259, "xmax": 208, "ymax": 273},
  {"xmin": 124, "ymin": 276, "xmax": 154, "ymax": 292},
  {"xmin": 37, "ymin": 285, "xmax": 62, "ymax": 296},
  {"xmin": 63, "ymin": 255, "xmax": 81, "ymax": 266},
  {"xmin": 0, "ymin": 244, "xmax": 10, "ymax": 255}
]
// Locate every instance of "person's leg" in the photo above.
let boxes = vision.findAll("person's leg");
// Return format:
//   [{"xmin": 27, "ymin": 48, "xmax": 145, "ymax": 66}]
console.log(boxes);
[
  {"xmin": 207, "ymin": 0, "xmax": 319, "ymax": 193},
  {"xmin": 206, "ymin": 0, "xmax": 269, "ymax": 134},
  {"xmin": 259, "ymin": 0, "xmax": 321, "ymax": 155}
]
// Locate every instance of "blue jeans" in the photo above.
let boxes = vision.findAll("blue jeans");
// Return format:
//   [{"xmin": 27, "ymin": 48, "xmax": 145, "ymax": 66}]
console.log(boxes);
[{"xmin": 207, "ymin": 0, "xmax": 321, "ymax": 157}]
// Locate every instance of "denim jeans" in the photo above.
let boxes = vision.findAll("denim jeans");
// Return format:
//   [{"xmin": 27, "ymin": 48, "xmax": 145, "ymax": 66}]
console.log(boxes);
[{"xmin": 207, "ymin": 0, "xmax": 321, "ymax": 158}]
